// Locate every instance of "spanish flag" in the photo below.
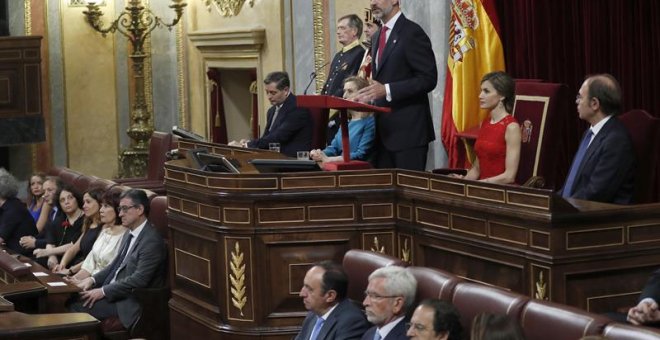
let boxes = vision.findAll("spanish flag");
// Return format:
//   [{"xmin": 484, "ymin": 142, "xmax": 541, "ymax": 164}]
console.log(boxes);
[{"xmin": 441, "ymin": 0, "xmax": 505, "ymax": 168}]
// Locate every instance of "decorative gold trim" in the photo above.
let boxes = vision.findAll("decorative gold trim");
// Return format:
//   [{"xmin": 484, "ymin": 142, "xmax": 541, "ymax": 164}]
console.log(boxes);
[
  {"xmin": 223, "ymin": 207, "xmax": 251, "ymax": 224},
  {"xmin": 586, "ymin": 291, "xmax": 641, "ymax": 313},
  {"xmin": 338, "ymin": 173, "xmax": 393, "ymax": 187},
  {"xmin": 415, "ymin": 206, "xmax": 450, "ymax": 229},
  {"xmin": 198, "ymin": 203, "xmax": 222, "ymax": 222},
  {"xmin": 397, "ymin": 204, "xmax": 412, "ymax": 222},
  {"xmin": 429, "ymin": 178, "xmax": 466, "ymax": 196},
  {"xmin": 225, "ymin": 237, "xmax": 254, "ymax": 321},
  {"xmin": 565, "ymin": 227, "xmax": 625, "ymax": 251},
  {"xmin": 506, "ymin": 191, "xmax": 550, "ymax": 209},
  {"xmin": 24, "ymin": 0, "xmax": 32, "ymax": 35},
  {"xmin": 174, "ymin": 248, "xmax": 212, "ymax": 288},
  {"xmin": 628, "ymin": 223, "xmax": 660, "ymax": 244},
  {"xmin": 465, "ymin": 185, "xmax": 506, "ymax": 203},
  {"xmin": 281, "ymin": 175, "xmax": 336, "ymax": 190},
  {"xmin": 450, "ymin": 213, "xmax": 487, "ymax": 237},
  {"xmin": 181, "ymin": 198, "xmax": 200, "ymax": 218},
  {"xmin": 229, "ymin": 241, "xmax": 247, "ymax": 317},
  {"xmin": 530, "ymin": 264, "xmax": 551, "ymax": 300},
  {"xmin": 397, "ymin": 173, "xmax": 430, "ymax": 190},
  {"xmin": 488, "ymin": 222, "xmax": 528, "ymax": 246},
  {"xmin": 176, "ymin": 20, "xmax": 186, "ymax": 127},
  {"xmin": 312, "ymin": 0, "xmax": 327, "ymax": 92},
  {"xmin": 513, "ymin": 95, "xmax": 550, "ymax": 177},
  {"xmin": 371, "ymin": 236, "xmax": 385, "ymax": 253},
  {"xmin": 529, "ymin": 230, "xmax": 551, "ymax": 251},
  {"xmin": 307, "ymin": 204, "xmax": 355, "ymax": 222},
  {"xmin": 400, "ymin": 238, "xmax": 411, "ymax": 263},
  {"xmin": 144, "ymin": 0, "xmax": 154, "ymax": 129},
  {"xmin": 257, "ymin": 206, "xmax": 305, "ymax": 224},
  {"xmin": 361, "ymin": 203, "xmax": 394, "ymax": 220},
  {"xmin": 205, "ymin": 0, "xmax": 255, "ymax": 17}
]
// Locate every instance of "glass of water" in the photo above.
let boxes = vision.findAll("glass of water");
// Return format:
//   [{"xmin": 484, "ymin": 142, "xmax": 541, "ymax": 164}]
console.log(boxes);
[
  {"xmin": 269, "ymin": 143, "xmax": 281, "ymax": 152},
  {"xmin": 297, "ymin": 151, "xmax": 310, "ymax": 160}
]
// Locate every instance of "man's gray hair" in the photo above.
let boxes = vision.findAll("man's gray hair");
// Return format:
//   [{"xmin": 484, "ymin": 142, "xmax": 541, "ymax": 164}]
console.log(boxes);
[
  {"xmin": 0, "ymin": 168, "xmax": 19, "ymax": 199},
  {"xmin": 369, "ymin": 265, "xmax": 417, "ymax": 309}
]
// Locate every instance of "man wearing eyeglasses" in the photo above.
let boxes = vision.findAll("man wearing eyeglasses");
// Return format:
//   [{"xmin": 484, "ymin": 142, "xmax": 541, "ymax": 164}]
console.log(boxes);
[
  {"xmin": 296, "ymin": 261, "xmax": 370, "ymax": 340},
  {"xmin": 362, "ymin": 266, "xmax": 417, "ymax": 340},
  {"xmin": 70, "ymin": 189, "xmax": 166, "ymax": 331},
  {"xmin": 406, "ymin": 299, "xmax": 463, "ymax": 340}
]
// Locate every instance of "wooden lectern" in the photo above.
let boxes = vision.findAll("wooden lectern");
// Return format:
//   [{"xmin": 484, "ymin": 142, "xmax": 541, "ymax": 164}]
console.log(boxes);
[{"xmin": 297, "ymin": 95, "xmax": 390, "ymax": 170}]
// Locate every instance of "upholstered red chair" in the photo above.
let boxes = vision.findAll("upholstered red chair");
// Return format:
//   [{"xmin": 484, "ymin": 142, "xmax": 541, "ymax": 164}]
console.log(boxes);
[
  {"xmin": 618, "ymin": 109, "xmax": 660, "ymax": 203},
  {"xmin": 114, "ymin": 131, "xmax": 173, "ymax": 195},
  {"xmin": 408, "ymin": 266, "xmax": 462, "ymax": 303},
  {"xmin": 603, "ymin": 322, "xmax": 660, "ymax": 339},
  {"xmin": 450, "ymin": 282, "xmax": 529, "ymax": 335},
  {"xmin": 342, "ymin": 249, "xmax": 407, "ymax": 303},
  {"xmin": 520, "ymin": 299, "xmax": 609, "ymax": 340}
]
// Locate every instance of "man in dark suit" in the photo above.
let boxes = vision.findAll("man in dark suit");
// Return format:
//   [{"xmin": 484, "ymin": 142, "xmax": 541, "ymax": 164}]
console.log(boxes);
[
  {"xmin": 323, "ymin": 14, "xmax": 366, "ymax": 145},
  {"xmin": 233, "ymin": 71, "xmax": 312, "ymax": 158},
  {"xmin": 356, "ymin": 0, "xmax": 438, "ymax": 171},
  {"xmin": 295, "ymin": 261, "xmax": 370, "ymax": 340},
  {"xmin": 560, "ymin": 74, "xmax": 635, "ymax": 204},
  {"xmin": 70, "ymin": 189, "xmax": 166, "ymax": 330},
  {"xmin": 361, "ymin": 266, "xmax": 416, "ymax": 340},
  {"xmin": 628, "ymin": 269, "xmax": 660, "ymax": 325}
]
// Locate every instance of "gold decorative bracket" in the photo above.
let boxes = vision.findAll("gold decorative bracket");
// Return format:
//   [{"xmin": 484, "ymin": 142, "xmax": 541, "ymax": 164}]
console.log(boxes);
[{"xmin": 230, "ymin": 241, "xmax": 247, "ymax": 316}]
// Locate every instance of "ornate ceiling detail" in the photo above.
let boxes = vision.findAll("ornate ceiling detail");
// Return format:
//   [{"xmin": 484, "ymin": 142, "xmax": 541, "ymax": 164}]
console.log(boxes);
[{"xmin": 203, "ymin": 0, "xmax": 255, "ymax": 17}]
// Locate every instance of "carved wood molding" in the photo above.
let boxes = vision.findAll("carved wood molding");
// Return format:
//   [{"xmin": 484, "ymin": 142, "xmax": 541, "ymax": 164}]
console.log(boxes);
[{"xmin": 203, "ymin": 0, "xmax": 255, "ymax": 17}]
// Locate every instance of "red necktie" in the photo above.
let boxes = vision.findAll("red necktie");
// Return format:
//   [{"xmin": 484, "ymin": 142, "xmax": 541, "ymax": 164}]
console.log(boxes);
[{"xmin": 377, "ymin": 25, "xmax": 389, "ymax": 65}]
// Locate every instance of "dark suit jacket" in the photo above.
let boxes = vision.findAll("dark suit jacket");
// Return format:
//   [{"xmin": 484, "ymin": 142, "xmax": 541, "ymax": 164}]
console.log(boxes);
[
  {"xmin": 322, "ymin": 43, "xmax": 366, "ymax": 98},
  {"xmin": 295, "ymin": 299, "xmax": 370, "ymax": 340},
  {"xmin": 640, "ymin": 269, "xmax": 660, "ymax": 303},
  {"xmin": 93, "ymin": 221, "xmax": 166, "ymax": 328},
  {"xmin": 360, "ymin": 318, "xmax": 407, "ymax": 340},
  {"xmin": 248, "ymin": 94, "xmax": 312, "ymax": 158},
  {"xmin": 0, "ymin": 197, "xmax": 38, "ymax": 256},
  {"xmin": 370, "ymin": 14, "xmax": 438, "ymax": 152},
  {"xmin": 561, "ymin": 117, "xmax": 635, "ymax": 204}
]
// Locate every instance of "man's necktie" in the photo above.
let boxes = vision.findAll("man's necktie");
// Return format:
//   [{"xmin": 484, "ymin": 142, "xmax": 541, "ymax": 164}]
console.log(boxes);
[
  {"xmin": 103, "ymin": 233, "xmax": 133, "ymax": 285},
  {"xmin": 309, "ymin": 316, "xmax": 324, "ymax": 340},
  {"xmin": 562, "ymin": 129, "xmax": 594, "ymax": 198},
  {"xmin": 268, "ymin": 105, "xmax": 281, "ymax": 132},
  {"xmin": 377, "ymin": 25, "xmax": 389, "ymax": 65},
  {"xmin": 373, "ymin": 330, "xmax": 382, "ymax": 340}
]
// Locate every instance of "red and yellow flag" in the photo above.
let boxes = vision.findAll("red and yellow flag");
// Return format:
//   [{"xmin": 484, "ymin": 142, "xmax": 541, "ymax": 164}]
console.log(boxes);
[{"xmin": 441, "ymin": 0, "xmax": 505, "ymax": 168}]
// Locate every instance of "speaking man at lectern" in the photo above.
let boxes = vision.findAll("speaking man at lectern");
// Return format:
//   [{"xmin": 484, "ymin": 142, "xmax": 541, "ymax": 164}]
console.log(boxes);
[{"xmin": 356, "ymin": 0, "xmax": 437, "ymax": 171}]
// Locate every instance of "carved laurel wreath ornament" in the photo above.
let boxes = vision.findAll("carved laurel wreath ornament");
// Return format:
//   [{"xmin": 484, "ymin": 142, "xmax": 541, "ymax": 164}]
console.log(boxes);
[
  {"xmin": 230, "ymin": 241, "xmax": 248, "ymax": 316},
  {"xmin": 204, "ymin": 0, "xmax": 255, "ymax": 17}
]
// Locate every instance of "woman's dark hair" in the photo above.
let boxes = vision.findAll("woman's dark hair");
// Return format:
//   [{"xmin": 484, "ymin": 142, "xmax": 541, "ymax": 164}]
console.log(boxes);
[
  {"xmin": 54, "ymin": 184, "xmax": 83, "ymax": 214},
  {"xmin": 82, "ymin": 188, "xmax": 104, "ymax": 233},
  {"xmin": 481, "ymin": 71, "xmax": 515, "ymax": 113},
  {"xmin": 471, "ymin": 313, "xmax": 525, "ymax": 340},
  {"xmin": 101, "ymin": 188, "xmax": 123, "ymax": 225}
]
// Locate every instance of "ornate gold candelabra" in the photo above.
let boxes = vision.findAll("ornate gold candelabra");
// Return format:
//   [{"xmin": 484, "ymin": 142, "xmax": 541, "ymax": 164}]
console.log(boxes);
[{"xmin": 83, "ymin": 0, "xmax": 186, "ymax": 177}]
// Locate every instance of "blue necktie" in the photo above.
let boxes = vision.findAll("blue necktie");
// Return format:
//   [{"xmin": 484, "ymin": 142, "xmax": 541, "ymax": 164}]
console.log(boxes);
[
  {"xmin": 563, "ymin": 130, "xmax": 594, "ymax": 198},
  {"xmin": 373, "ymin": 330, "xmax": 381, "ymax": 340},
  {"xmin": 103, "ymin": 233, "xmax": 133, "ymax": 285},
  {"xmin": 309, "ymin": 316, "xmax": 324, "ymax": 340}
]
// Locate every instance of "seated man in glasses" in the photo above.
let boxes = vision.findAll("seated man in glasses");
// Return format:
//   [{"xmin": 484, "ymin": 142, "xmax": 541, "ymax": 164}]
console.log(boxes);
[
  {"xmin": 296, "ymin": 261, "xmax": 370, "ymax": 340},
  {"xmin": 406, "ymin": 299, "xmax": 463, "ymax": 340},
  {"xmin": 362, "ymin": 266, "xmax": 417, "ymax": 340},
  {"xmin": 69, "ymin": 189, "xmax": 166, "ymax": 332}
]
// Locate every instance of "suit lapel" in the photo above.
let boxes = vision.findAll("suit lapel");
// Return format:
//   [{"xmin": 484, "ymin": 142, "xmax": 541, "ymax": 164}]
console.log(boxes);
[
  {"xmin": 118, "ymin": 223, "xmax": 149, "ymax": 272},
  {"xmin": 374, "ymin": 15, "xmax": 405, "ymax": 77},
  {"xmin": 576, "ymin": 119, "xmax": 614, "ymax": 177}
]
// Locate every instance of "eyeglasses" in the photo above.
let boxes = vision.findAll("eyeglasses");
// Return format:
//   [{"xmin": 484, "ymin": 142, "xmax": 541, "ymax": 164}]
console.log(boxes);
[
  {"xmin": 118, "ymin": 205, "xmax": 138, "ymax": 213},
  {"xmin": 364, "ymin": 291, "xmax": 400, "ymax": 300},
  {"xmin": 405, "ymin": 322, "xmax": 429, "ymax": 333}
]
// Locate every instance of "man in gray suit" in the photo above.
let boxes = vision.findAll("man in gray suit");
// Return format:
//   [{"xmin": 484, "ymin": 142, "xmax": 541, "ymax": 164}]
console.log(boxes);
[
  {"xmin": 70, "ymin": 189, "xmax": 166, "ymax": 330},
  {"xmin": 295, "ymin": 261, "xmax": 370, "ymax": 340}
]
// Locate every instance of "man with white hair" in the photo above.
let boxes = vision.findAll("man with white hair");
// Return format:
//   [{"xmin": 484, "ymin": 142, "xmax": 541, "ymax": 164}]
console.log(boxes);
[{"xmin": 361, "ymin": 266, "xmax": 417, "ymax": 340}]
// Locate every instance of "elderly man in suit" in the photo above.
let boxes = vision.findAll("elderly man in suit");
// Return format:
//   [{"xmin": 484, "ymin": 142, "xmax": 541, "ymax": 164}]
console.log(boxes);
[
  {"xmin": 232, "ymin": 71, "xmax": 312, "ymax": 158},
  {"xmin": 361, "ymin": 266, "xmax": 417, "ymax": 340},
  {"xmin": 295, "ymin": 261, "xmax": 370, "ymax": 340},
  {"xmin": 560, "ymin": 73, "xmax": 635, "ymax": 204},
  {"xmin": 70, "ymin": 189, "xmax": 166, "ymax": 330},
  {"xmin": 356, "ymin": 0, "xmax": 438, "ymax": 171}
]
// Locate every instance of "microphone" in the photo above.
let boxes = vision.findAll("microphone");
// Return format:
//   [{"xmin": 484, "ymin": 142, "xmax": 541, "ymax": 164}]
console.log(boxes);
[{"xmin": 303, "ymin": 61, "xmax": 331, "ymax": 95}]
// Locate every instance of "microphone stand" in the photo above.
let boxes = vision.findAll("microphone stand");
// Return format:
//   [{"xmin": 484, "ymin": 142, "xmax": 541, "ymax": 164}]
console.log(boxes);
[{"xmin": 303, "ymin": 61, "xmax": 330, "ymax": 95}]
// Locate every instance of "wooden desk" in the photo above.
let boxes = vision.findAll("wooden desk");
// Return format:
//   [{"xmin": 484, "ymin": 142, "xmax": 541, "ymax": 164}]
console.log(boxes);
[
  {"xmin": 0, "ymin": 311, "xmax": 99, "ymax": 339},
  {"xmin": 0, "ymin": 296, "xmax": 13, "ymax": 311},
  {"xmin": 165, "ymin": 140, "xmax": 660, "ymax": 339}
]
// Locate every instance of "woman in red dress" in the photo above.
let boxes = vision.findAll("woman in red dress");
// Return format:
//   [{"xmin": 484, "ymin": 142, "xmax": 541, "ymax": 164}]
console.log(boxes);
[{"xmin": 463, "ymin": 71, "xmax": 521, "ymax": 184}]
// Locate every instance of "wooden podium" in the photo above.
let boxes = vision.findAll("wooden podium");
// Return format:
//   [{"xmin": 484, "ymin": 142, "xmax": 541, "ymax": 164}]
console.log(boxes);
[
  {"xmin": 297, "ymin": 95, "xmax": 390, "ymax": 170},
  {"xmin": 165, "ymin": 140, "xmax": 660, "ymax": 339}
]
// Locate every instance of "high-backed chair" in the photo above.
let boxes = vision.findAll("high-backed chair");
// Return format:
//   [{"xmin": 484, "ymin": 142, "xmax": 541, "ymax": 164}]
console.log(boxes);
[
  {"xmin": 520, "ymin": 299, "xmax": 609, "ymax": 340},
  {"xmin": 408, "ymin": 266, "xmax": 462, "ymax": 303},
  {"xmin": 114, "ymin": 131, "xmax": 173, "ymax": 195},
  {"xmin": 342, "ymin": 249, "xmax": 407, "ymax": 303},
  {"xmin": 603, "ymin": 322, "xmax": 660, "ymax": 339},
  {"xmin": 618, "ymin": 109, "xmax": 660, "ymax": 203},
  {"xmin": 451, "ymin": 282, "xmax": 529, "ymax": 335}
]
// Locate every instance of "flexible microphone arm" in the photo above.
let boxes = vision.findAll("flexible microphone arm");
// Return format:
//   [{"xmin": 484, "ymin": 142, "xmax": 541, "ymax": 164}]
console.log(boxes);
[{"xmin": 303, "ymin": 61, "xmax": 330, "ymax": 95}]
